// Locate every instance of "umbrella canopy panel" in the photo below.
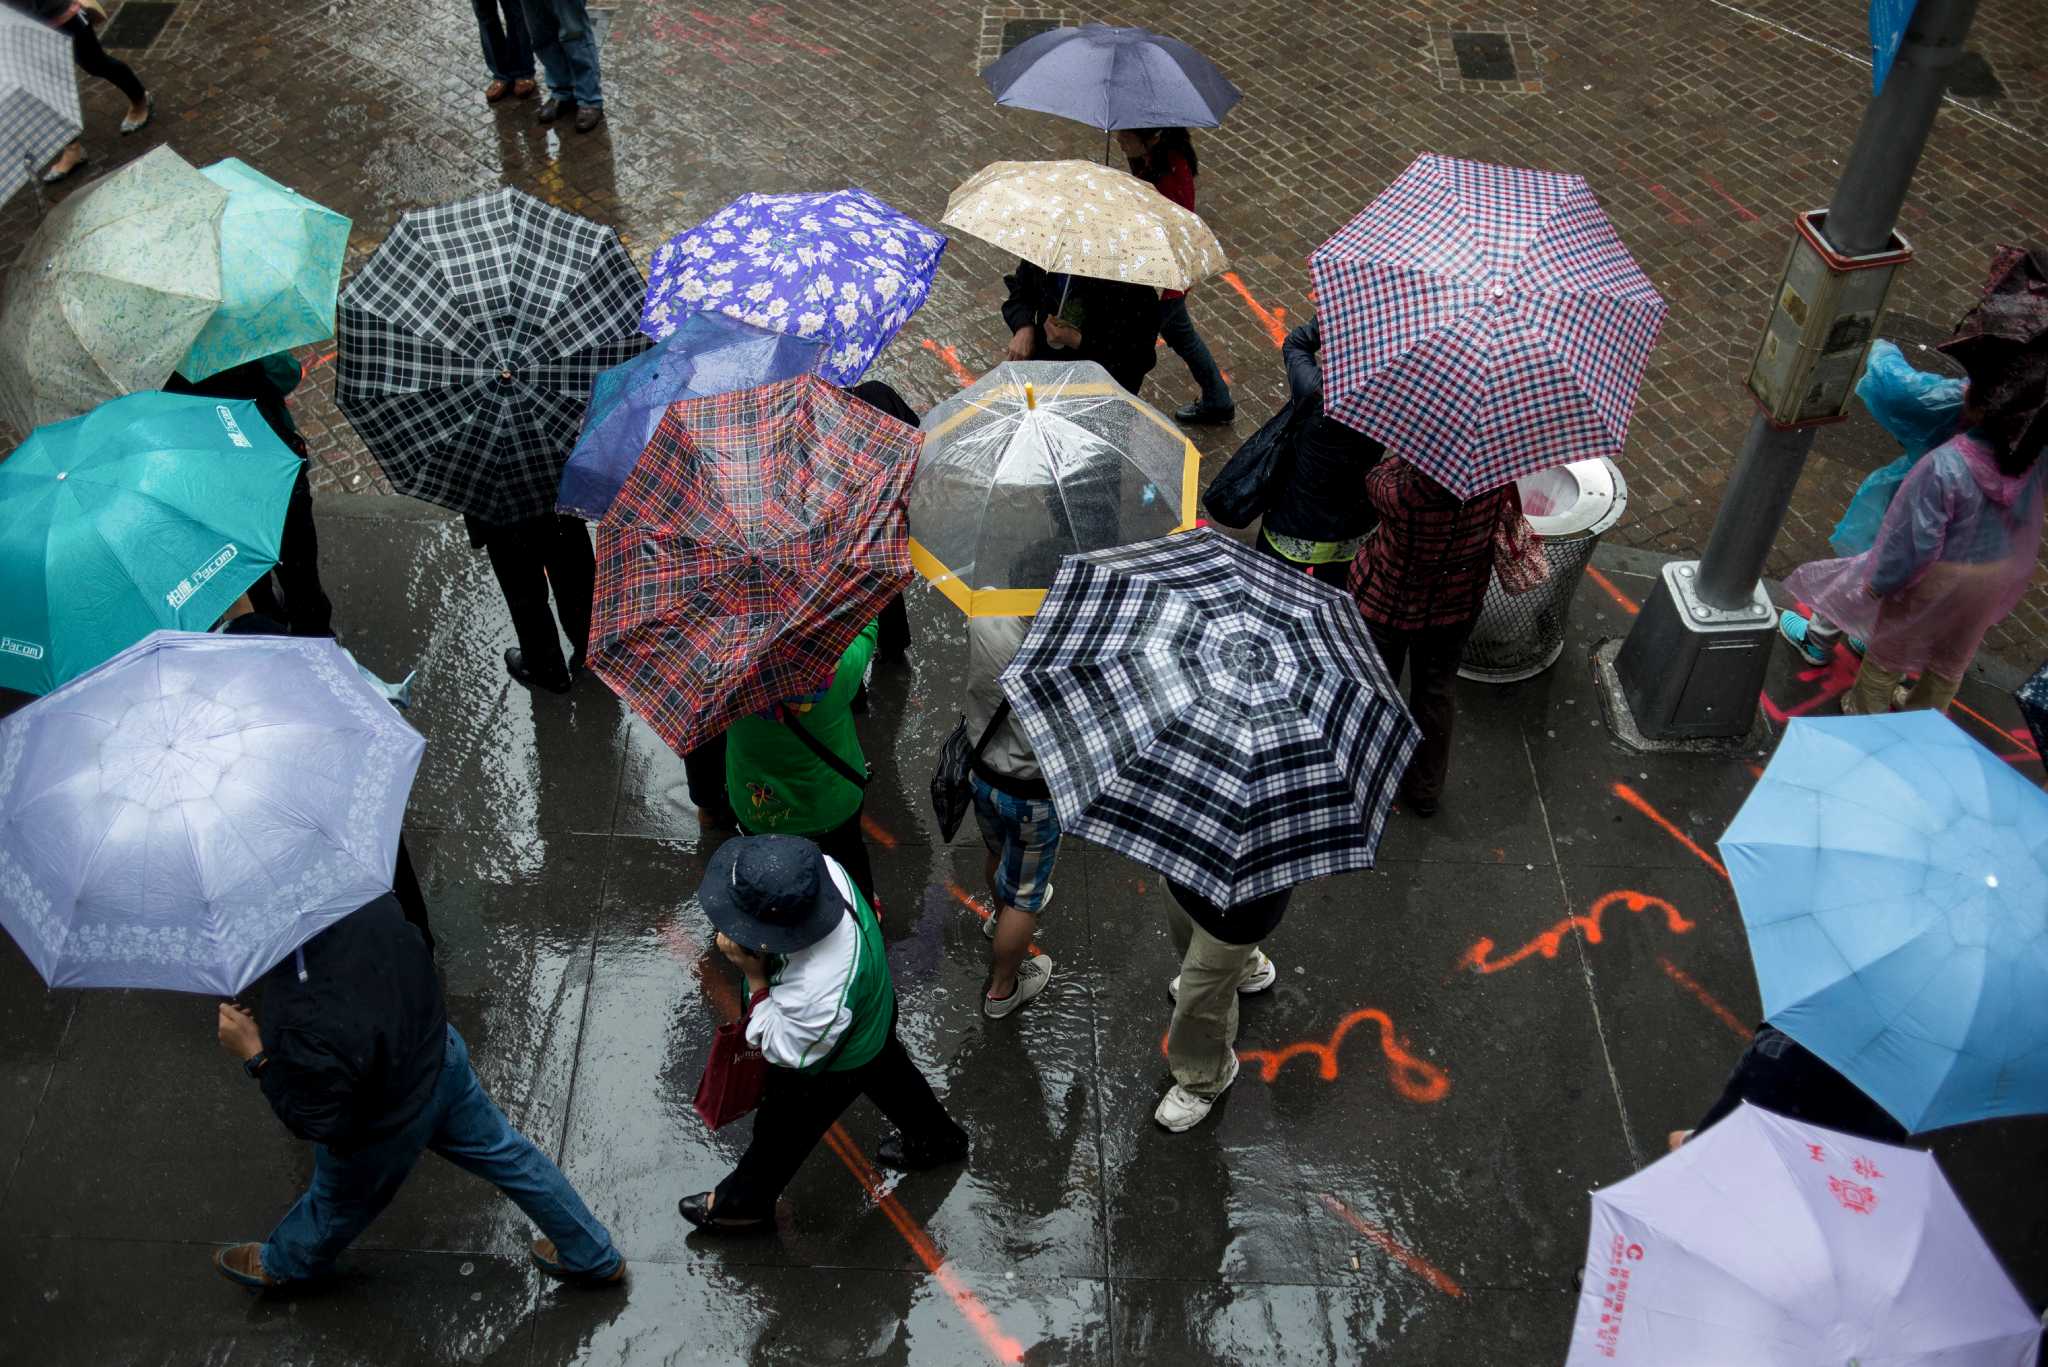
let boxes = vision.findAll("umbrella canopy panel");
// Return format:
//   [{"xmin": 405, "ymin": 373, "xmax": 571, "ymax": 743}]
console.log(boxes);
[
  {"xmin": 1721, "ymin": 711, "xmax": 2048, "ymax": 1132},
  {"xmin": 910, "ymin": 360, "xmax": 1198, "ymax": 616},
  {"xmin": 336, "ymin": 186, "xmax": 650, "ymax": 525},
  {"xmin": 181, "ymin": 157, "xmax": 351, "ymax": 383},
  {"xmin": 641, "ymin": 188, "xmax": 945, "ymax": 387},
  {"xmin": 1000, "ymin": 527, "xmax": 1418, "ymax": 906},
  {"xmin": 944, "ymin": 159, "xmax": 1226, "ymax": 293},
  {"xmin": 1310, "ymin": 153, "xmax": 1666, "ymax": 499},
  {"xmin": 0, "ymin": 631, "xmax": 427, "ymax": 995},
  {"xmin": 0, "ymin": 5, "xmax": 81, "ymax": 207},
  {"xmin": 1566, "ymin": 1104, "xmax": 2041, "ymax": 1364},
  {"xmin": 0, "ymin": 145, "xmax": 225, "ymax": 434},
  {"xmin": 589, "ymin": 373, "xmax": 919, "ymax": 759},
  {"xmin": 0, "ymin": 391, "xmax": 300, "ymax": 694},
  {"xmin": 980, "ymin": 23, "xmax": 1242, "ymax": 131}
]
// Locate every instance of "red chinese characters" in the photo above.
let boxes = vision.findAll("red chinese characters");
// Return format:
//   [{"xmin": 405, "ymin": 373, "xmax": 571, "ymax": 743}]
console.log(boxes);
[
  {"xmin": 1593, "ymin": 1235, "xmax": 1644, "ymax": 1357},
  {"xmin": 1828, "ymin": 1176, "xmax": 1878, "ymax": 1214}
]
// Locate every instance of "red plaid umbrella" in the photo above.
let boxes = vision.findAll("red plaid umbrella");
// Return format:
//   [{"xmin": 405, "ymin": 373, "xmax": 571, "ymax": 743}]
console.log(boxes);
[
  {"xmin": 1310, "ymin": 154, "xmax": 1667, "ymax": 499},
  {"xmin": 589, "ymin": 373, "xmax": 919, "ymax": 756}
]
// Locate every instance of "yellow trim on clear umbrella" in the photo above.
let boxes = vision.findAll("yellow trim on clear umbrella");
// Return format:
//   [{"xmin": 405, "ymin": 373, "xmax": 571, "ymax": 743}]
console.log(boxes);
[{"xmin": 907, "ymin": 537, "xmax": 1049, "ymax": 617}]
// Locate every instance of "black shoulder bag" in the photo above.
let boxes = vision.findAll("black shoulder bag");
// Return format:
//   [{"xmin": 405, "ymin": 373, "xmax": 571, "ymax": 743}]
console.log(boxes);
[{"xmin": 929, "ymin": 701, "xmax": 1011, "ymax": 842}]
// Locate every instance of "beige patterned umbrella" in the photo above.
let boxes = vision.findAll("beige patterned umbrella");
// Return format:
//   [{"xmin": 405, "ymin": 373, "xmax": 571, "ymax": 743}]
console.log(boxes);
[{"xmin": 941, "ymin": 159, "xmax": 1227, "ymax": 292}]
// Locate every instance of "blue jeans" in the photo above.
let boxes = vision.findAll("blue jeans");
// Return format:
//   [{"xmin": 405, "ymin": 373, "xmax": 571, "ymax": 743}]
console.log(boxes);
[
  {"xmin": 1157, "ymin": 296, "xmax": 1231, "ymax": 409},
  {"xmin": 518, "ymin": 0, "xmax": 602, "ymax": 107},
  {"xmin": 472, "ymin": 0, "xmax": 534, "ymax": 82},
  {"xmin": 260, "ymin": 1026, "xmax": 619, "ymax": 1282}
]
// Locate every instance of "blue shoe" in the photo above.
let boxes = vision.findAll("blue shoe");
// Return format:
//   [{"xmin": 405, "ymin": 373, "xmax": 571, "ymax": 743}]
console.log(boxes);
[{"xmin": 1777, "ymin": 610, "xmax": 1830, "ymax": 667}]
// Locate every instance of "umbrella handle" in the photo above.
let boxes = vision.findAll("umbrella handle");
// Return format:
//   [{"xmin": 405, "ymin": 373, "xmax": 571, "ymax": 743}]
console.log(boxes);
[
  {"xmin": 295, "ymin": 945, "xmax": 307, "ymax": 983},
  {"xmin": 1024, "ymin": 382, "xmax": 1036, "ymax": 410}
]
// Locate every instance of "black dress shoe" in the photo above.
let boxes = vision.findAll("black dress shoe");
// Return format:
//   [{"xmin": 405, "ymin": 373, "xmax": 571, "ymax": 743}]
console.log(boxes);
[
  {"xmin": 1173, "ymin": 401, "xmax": 1236, "ymax": 426},
  {"xmin": 677, "ymin": 1191, "xmax": 771, "ymax": 1234},
  {"xmin": 574, "ymin": 105, "xmax": 605, "ymax": 134},
  {"xmin": 1401, "ymin": 788, "xmax": 1440, "ymax": 818},
  {"xmin": 504, "ymin": 648, "xmax": 572, "ymax": 694},
  {"xmin": 537, "ymin": 96, "xmax": 575, "ymax": 124},
  {"xmin": 876, "ymin": 1132, "xmax": 969, "ymax": 1172}
]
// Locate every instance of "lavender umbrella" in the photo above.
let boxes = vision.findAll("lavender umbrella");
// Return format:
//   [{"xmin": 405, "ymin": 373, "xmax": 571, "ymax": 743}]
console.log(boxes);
[
  {"xmin": 0, "ymin": 631, "xmax": 425, "ymax": 995},
  {"xmin": 556, "ymin": 310, "xmax": 824, "ymax": 520},
  {"xmin": 981, "ymin": 24, "xmax": 1241, "ymax": 134},
  {"xmin": 640, "ymin": 188, "xmax": 946, "ymax": 386}
]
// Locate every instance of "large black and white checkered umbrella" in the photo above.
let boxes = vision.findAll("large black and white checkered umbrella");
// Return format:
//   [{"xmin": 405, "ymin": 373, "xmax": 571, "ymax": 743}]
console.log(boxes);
[
  {"xmin": 336, "ymin": 188, "xmax": 649, "ymax": 525},
  {"xmin": 0, "ymin": 6, "xmax": 79, "ymax": 207},
  {"xmin": 1000, "ymin": 527, "xmax": 1419, "ymax": 907}
]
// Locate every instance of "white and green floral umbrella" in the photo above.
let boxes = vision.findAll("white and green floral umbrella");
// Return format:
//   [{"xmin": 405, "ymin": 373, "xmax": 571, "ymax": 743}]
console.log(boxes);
[
  {"xmin": 943, "ymin": 159, "xmax": 1226, "ymax": 293},
  {"xmin": 0, "ymin": 145, "xmax": 225, "ymax": 434}
]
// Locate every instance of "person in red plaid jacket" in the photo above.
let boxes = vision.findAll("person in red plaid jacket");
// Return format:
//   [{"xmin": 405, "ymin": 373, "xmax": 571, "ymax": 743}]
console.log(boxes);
[{"xmin": 1346, "ymin": 457, "xmax": 1518, "ymax": 817}]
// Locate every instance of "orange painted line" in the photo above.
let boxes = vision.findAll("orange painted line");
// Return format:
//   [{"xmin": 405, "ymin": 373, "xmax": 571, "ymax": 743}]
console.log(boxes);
[
  {"xmin": 1582, "ymin": 565, "xmax": 1639, "ymax": 615},
  {"xmin": 1658, "ymin": 957, "xmax": 1750, "ymax": 1040},
  {"xmin": 1611, "ymin": 782, "xmax": 1729, "ymax": 882},
  {"xmin": 1317, "ymin": 1194, "xmax": 1464, "ymax": 1298},
  {"xmin": 1163, "ymin": 1009, "xmax": 1450, "ymax": 1102},
  {"xmin": 944, "ymin": 881, "xmax": 1043, "ymax": 957},
  {"xmin": 1950, "ymin": 698, "xmax": 2041, "ymax": 760},
  {"xmin": 300, "ymin": 348, "xmax": 338, "ymax": 379},
  {"xmin": 1758, "ymin": 647, "xmax": 1861, "ymax": 724},
  {"xmin": 659, "ymin": 918, "xmax": 1025, "ymax": 1365},
  {"xmin": 920, "ymin": 338, "xmax": 977, "ymax": 387},
  {"xmin": 1458, "ymin": 889, "xmax": 1694, "ymax": 976},
  {"xmin": 860, "ymin": 813, "xmax": 898, "ymax": 848},
  {"xmin": 1219, "ymin": 271, "xmax": 1288, "ymax": 348},
  {"xmin": 1697, "ymin": 173, "xmax": 1761, "ymax": 223}
]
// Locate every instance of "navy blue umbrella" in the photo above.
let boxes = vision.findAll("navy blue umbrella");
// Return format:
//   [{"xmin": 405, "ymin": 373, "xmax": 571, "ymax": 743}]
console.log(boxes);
[{"xmin": 981, "ymin": 24, "xmax": 1241, "ymax": 133}]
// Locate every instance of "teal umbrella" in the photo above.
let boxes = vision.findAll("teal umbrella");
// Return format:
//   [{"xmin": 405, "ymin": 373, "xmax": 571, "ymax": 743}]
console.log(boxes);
[
  {"xmin": 0, "ymin": 391, "xmax": 299, "ymax": 694},
  {"xmin": 0, "ymin": 146, "xmax": 224, "ymax": 435},
  {"xmin": 179, "ymin": 158, "xmax": 351, "ymax": 383}
]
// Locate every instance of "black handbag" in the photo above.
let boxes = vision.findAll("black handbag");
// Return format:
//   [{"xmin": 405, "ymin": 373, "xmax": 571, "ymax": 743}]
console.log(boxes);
[
  {"xmin": 930, "ymin": 700, "xmax": 1011, "ymax": 842},
  {"xmin": 1202, "ymin": 398, "xmax": 1299, "ymax": 528}
]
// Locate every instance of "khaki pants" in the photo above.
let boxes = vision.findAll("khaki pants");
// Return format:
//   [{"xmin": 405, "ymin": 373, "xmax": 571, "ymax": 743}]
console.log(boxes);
[
  {"xmin": 1166, "ymin": 902, "xmax": 1258, "ymax": 1097},
  {"xmin": 1845, "ymin": 659, "xmax": 1962, "ymax": 716}
]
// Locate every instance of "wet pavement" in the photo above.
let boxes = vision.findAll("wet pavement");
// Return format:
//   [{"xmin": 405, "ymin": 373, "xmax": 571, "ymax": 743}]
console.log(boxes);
[
  {"xmin": 3, "ymin": 494, "xmax": 2045, "ymax": 1364},
  {"xmin": 0, "ymin": 0, "xmax": 2044, "ymax": 665}
]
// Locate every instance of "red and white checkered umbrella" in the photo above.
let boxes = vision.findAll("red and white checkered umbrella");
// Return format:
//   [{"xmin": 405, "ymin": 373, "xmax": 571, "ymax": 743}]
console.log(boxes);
[{"xmin": 1311, "ymin": 154, "xmax": 1667, "ymax": 500}]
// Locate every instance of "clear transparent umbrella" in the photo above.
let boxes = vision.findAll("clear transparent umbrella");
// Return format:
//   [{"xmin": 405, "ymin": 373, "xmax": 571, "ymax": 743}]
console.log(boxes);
[{"xmin": 909, "ymin": 360, "xmax": 1198, "ymax": 616}]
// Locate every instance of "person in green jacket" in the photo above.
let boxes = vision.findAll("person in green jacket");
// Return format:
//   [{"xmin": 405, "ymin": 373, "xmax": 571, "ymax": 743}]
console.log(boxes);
[{"xmin": 724, "ymin": 621, "xmax": 879, "ymax": 904}]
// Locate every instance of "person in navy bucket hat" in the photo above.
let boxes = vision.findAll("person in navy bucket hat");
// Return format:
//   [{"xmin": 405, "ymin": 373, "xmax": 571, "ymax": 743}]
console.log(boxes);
[{"xmin": 682, "ymin": 836, "xmax": 970, "ymax": 1233}]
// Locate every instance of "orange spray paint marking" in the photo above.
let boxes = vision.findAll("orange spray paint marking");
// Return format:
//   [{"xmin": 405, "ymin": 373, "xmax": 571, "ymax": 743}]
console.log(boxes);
[
  {"xmin": 1220, "ymin": 271, "xmax": 1288, "ymax": 348},
  {"xmin": 1317, "ymin": 1194, "xmax": 1464, "ymax": 1298},
  {"xmin": 920, "ymin": 338, "xmax": 977, "ymax": 387},
  {"xmin": 1582, "ymin": 565, "xmax": 1639, "ymax": 616},
  {"xmin": 944, "ymin": 881, "xmax": 1042, "ymax": 956},
  {"xmin": 1950, "ymin": 698, "xmax": 2042, "ymax": 761},
  {"xmin": 1758, "ymin": 647, "xmax": 1861, "ymax": 724},
  {"xmin": 1658, "ymin": 957, "xmax": 1750, "ymax": 1040},
  {"xmin": 1697, "ymin": 173, "xmax": 1761, "ymax": 223},
  {"xmin": 1162, "ymin": 1009, "xmax": 1450, "ymax": 1102},
  {"xmin": 1611, "ymin": 783, "xmax": 1729, "ymax": 881},
  {"xmin": 300, "ymin": 349, "xmax": 338, "ymax": 379},
  {"xmin": 1458, "ymin": 890, "xmax": 1694, "ymax": 976},
  {"xmin": 659, "ymin": 918, "xmax": 1025, "ymax": 1365},
  {"xmin": 860, "ymin": 813, "xmax": 898, "ymax": 848}
]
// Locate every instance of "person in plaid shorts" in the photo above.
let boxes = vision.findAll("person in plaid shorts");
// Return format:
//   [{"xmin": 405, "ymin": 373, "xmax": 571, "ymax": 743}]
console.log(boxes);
[
  {"xmin": 964, "ymin": 614, "xmax": 1057, "ymax": 1019},
  {"xmin": 1347, "ymin": 456, "xmax": 1518, "ymax": 817}
]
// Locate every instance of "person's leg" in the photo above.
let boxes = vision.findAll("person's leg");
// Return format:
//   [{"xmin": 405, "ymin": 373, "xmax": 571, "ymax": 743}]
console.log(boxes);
[
  {"xmin": 684, "ymin": 733, "xmax": 736, "ymax": 827},
  {"xmin": 1157, "ymin": 296, "xmax": 1232, "ymax": 415},
  {"xmin": 976, "ymin": 782, "xmax": 1057, "ymax": 1006},
  {"xmin": 811, "ymin": 806, "xmax": 877, "ymax": 908},
  {"xmin": 390, "ymin": 834, "xmax": 435, "ymax": 953},
  {"xmin": 473, "ymin": 0, "xmax": 516, "ymax": 79},
  {"xmin": 259, "ymin": 1129, "xmax": 430, "ymax": 1281},
  {"xmin": 1365, "ymin": 621, "xmax": 1410, "ymax": 689},
  {"xmin": 517, "ymin": 0, "xmax": 572, "ymax": 103},
  {"xmin": 713, "ymin": 1064, "xmax": 861, "ymax": 1218},
  {"xmin": 1844, "ymin": 657, "xmax": 1904, "ymax": 715},
  {"xmin": 1164, "ymin": 903, "xmax": 1253, "ymax": 1096},
  {"xmin": 548, "ymin": 0, "xmax": 603, "ymax": 107},
  {"xmin": 859, "ymin": 1023, "xmax": 968, "ymax": 1160},
  {"xmin": 499, "ymin": 0, "xmax": 535, "ymax": 79},
  {"xmin": 876, "ymin": 593, "xmax": 911, "ymax": 658},
  {"xmin": 1901, "ymin": 670, "xmax": 1962, "ymax": 713},
  {"xmin": 483, "ymin": 524, "xmax": 572, "ymax": 682},
  {"xmin": 1397, "ymin": 623, "xmax": 1471, "ymax": 808},
  {"xmin": 542, "ymin": 513, "xmax": 595, "ymax": 671},
  {"xmin": 63, "ymin": 14, "xmax": 147, "ymax": 109},
  {"xmin": 428, "ymin": 1028, "xmax": 621, "ymax": 1275},
  {"xmin": 274, "ymin": 463, "xmax": 334, "ymax": 637}
]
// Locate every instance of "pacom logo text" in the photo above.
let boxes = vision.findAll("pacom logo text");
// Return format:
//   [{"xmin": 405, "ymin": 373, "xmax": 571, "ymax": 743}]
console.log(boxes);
[{"xmin": 166, "ymin": 544, "xmax": 238, "ymax": 609}]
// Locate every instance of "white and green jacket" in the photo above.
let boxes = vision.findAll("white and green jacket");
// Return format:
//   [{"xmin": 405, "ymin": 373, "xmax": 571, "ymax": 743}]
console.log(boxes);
[{"xmin": 745, "ymin": 858, "xmax": 893, "ymax": 1073}]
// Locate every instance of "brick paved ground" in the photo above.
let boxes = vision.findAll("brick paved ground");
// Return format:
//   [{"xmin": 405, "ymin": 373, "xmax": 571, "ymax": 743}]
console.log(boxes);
[{"xmin": 3, "ymin": 0, "xmax": 2043, "ymax": 665}]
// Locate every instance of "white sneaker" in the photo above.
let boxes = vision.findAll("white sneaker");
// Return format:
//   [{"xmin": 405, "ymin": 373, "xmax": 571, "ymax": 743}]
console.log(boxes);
[
  {"xmin": 1168, "ymin": 949, "xmax": 1277, "ymax": 1002},
  {"xmin": 982, "ymin": 954, "xmax": 1052, "ymax": 1019},
  {"xmin": 1154, "ymin": 1051, "xmax": 1241, "ymax": 1132},
  {"xmin": 980, "ymin": 885, "xmax": 1052, "ymax": 940}
]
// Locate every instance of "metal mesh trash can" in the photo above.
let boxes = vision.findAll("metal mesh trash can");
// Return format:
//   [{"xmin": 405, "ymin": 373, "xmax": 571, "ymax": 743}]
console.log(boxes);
[
  {"xmin": 2018, "ymin": 662, "xmax": 2048, "ymax": 759},
  {"xmin": 1458, "ymin": 458, "xmax": 1628, "ymax": 683}
]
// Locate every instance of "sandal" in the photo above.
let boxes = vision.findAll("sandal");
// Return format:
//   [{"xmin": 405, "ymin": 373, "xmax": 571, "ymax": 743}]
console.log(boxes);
[
  {"xmin": 485, "ymin": 79, "xmax": 511, "ymax": 103},
  {"xmin": 120, "ymin": 93, "xmax": 152, "ymax": 135},
  {"xmin": 677, "ymin": 1190, "xmax": 771, "ymax": 1235},
  {"xmin": 41, "ymin": 153, "xmax": 87, "ymax": 185}
]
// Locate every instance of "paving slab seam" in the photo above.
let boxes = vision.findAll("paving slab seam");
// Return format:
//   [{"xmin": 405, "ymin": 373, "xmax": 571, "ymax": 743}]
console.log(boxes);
[{"xmin": 0, "ymin": 997, "xmax": 74, "ymax": 1217}]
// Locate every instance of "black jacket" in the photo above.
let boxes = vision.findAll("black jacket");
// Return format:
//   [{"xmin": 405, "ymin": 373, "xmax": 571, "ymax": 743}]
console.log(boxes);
[
  {"xmin": 163, "ymin": 355, "xmax": 307, "ymax": 456},
  {"xmin": 1000, "ymin": 261, "xmax": 1159, "ymax": 397},
  {"xmin": 1263, "ymin": 321, "xmax": 1382, "ymax": 543},
  {"xmin": 255, "ymin": 894, "xmax": 447, "ymax": 1153}
]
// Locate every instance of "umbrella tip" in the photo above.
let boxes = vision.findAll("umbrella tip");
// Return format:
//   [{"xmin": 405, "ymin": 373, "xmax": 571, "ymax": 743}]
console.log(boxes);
[{"xmin": 1024, "ymin": 382, "xmax": 1036, "ymax": 411}]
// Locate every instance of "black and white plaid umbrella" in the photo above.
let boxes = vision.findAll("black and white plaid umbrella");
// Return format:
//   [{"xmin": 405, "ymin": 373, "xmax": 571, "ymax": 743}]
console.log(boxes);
[
  {"xmin": 1000, "ymin": 527, "xmax": 1419, "ymax": 907},
  {"xmin": 0, "ymin": 6, "xmax": 79, "ymax": 206},
  {"xmin": 336, "ymin": 188, "xmax": 650, "ymax": 525}
]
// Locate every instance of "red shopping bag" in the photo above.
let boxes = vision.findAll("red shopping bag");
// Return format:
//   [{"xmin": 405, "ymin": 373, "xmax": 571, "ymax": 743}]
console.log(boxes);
[{"xmin": 693, "ymin": 1017, "xmax": 768, "ymax": 1129}]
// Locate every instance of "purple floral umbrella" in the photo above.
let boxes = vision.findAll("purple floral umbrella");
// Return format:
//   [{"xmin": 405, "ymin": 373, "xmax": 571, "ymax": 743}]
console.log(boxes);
[{"xmin": 640, "ymin": 188, "xmax": 947, "ymax": 386}]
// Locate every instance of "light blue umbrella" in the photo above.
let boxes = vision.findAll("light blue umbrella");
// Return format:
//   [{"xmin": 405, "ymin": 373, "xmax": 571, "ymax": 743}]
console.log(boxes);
[
  {"xmin": 179, "ymin": 157, "xmax": 351, "ymax": 382},
  {"xmin": 0, "ymin": 631, "xmax": 426, "ymax": 995},
  {"xmin": 0, "ymin": 390, "xmax": 300, "ymax": 695},
  {"xmin": 1721, "ymin": 712, "xmax": 2048, "ymax": 1132},
  {"xmin": 556, "ymin": 309, "xmax": 823, "ymax": 520}
]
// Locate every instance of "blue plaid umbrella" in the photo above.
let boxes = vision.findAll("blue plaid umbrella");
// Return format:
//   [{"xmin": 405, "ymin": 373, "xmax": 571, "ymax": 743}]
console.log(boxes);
[
  {"xmin": 640, "ymin": 189, "xmax": 946, "ymax": 386},
  {"xmin": 556, "ymin": 310, "xmax": 823, "ymax": 520}
]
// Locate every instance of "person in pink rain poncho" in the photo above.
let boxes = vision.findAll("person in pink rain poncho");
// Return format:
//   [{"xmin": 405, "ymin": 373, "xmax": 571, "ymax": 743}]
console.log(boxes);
[{"xmin": 1787, "ymin": 244, "xmax": 2048, "ymax": 717}]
